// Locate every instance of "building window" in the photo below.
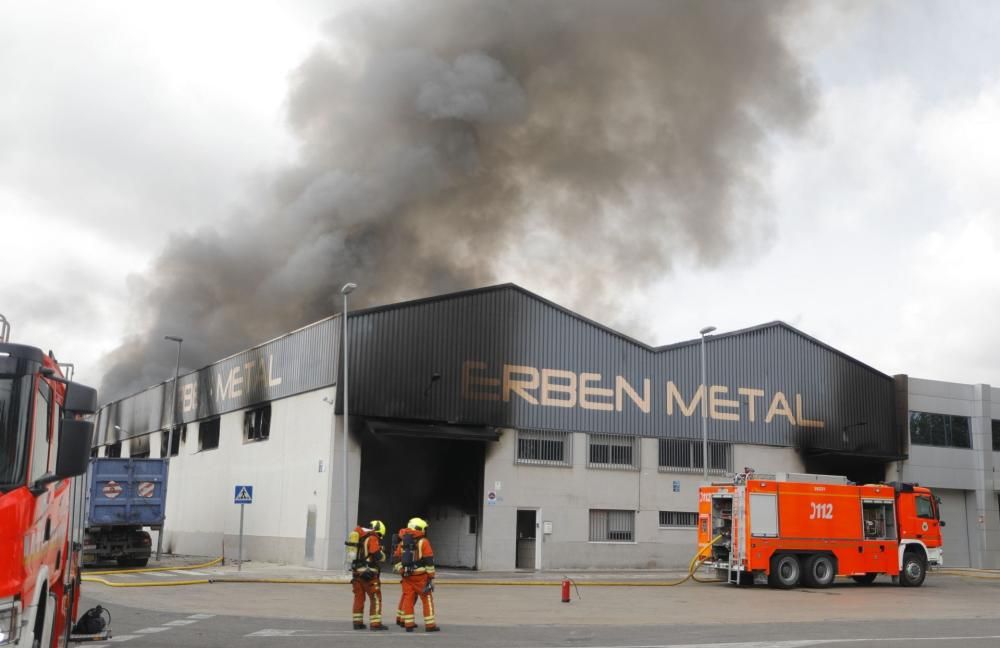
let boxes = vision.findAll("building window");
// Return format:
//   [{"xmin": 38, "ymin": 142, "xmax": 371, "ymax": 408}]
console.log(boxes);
[
  {"xmin": 199, "ymin": 418, "xmax": 221, "ymax": 451},
  {"xmin": 587, "ymin": 434, "xmax": 639, "ymax": 470},
  {"xmin": 244, "ymin": 405, "xmax": 271, "ymax": 443},
  {"xmin": 106, "ymin": 441, "xmax": 122, "ymax": 458},
  {"xmin": 658, "ymin": 438, "xmax": 732, "ymax": 474},
  {"xmin": 516, "ymin": 429, "xmax": 571, "ymax": 466},
  {"xmin": 589, "ymin": 509, "xmax": 634, "ymax": 542},
  {"xmin": 909, "ymin": 412, "xmax": 971, "ymax": 449},
  {"xmin": 992, "ymin": 420, "xmax": 1000, "ymax": 452},
  {"xmin": 468, "ymin": 515, "xmax": 477, "ymax": 534},
  {"xmin": 659, "ymin": 511, "xmax": 698, "ymax": 528},
  {"xmin": 160, "ymin": 425, "xmax": 184, "ymax": 458},
  {"xmin": 129, "ymin": 435, "xmax": 150, "ymax": 459}
]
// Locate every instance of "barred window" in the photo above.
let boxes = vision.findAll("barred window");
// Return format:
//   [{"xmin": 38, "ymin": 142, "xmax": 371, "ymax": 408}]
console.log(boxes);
[
  {"xmin": 659, "ymin": 511, "xmax": 698, "ymax": 528},
  {"xmin": 991, "ymin": 420, "xmax": 999, "ymax": 452},
  {"xmin": 516, "ymin": 429, "xmax": 572, "ymax": 466},
  {"xmin": 658, "ymin": 439, "xmax": 731, "ymax": 474},
  {"xmin": 244, "ymin": 405, "xmax": 271, "ymax": 443},
  {"xmin": 589, "ymin": 509, "xmax": 635, "ymax": 542},
  {"xmin": 587, "ymin": 434, "xmax": 639, "ymax": 470}
]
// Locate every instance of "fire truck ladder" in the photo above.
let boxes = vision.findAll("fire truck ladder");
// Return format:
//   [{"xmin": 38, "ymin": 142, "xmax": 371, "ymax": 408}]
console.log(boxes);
[{"xmin": 728, "ymin": 485, "xmax": 746, "ymax": 585}]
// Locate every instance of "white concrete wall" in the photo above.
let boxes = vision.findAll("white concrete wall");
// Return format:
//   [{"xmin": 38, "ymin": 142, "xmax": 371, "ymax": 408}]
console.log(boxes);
[
  {"xmin": 145, "ymin": 387, "xmax": 351, "ymax": 568},
  {"xmin": 904, "ymin": 378, "xmax": 1000, "ymax": 568},
  {"xmin": 480, "ymin": 431, "xmax": 803, "ymax": 570}
]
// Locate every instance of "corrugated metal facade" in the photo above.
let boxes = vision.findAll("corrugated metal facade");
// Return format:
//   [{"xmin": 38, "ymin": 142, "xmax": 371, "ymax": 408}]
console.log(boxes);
[
  {"xmin": 94, "ymin": 317, "xmax": 340, "ymax": 444},
  {"xmin": 96, "ymin": 284, "xmax": 901, "ymax": 457},
  {"xmin": 345, "ymin": 285, "xmax": 901, "ymax": 457}
]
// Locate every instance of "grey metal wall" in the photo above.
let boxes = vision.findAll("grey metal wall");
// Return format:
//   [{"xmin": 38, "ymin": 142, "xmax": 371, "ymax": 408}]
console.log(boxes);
[
  {"xmin": 94, "ymin": 317, "xmax": 340, "ymax": 445},
  {"xmin": 345, "ymin": 285, "xmax": 900, "ymax": 456},
  {"xmin": 96, "ymin": 283, "xmax": 900, "ymax": 457}
]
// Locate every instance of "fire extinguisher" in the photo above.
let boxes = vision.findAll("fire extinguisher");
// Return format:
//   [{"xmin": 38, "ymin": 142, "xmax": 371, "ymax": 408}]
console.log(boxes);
[{"xmin": 561, "ymin": 578, "xmax": 571, "ymax": 603}]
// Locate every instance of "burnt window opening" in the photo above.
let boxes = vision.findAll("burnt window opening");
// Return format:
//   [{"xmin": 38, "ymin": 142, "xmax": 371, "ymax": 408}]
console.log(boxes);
[
  {"xmin": 160, "ymin": 425, "xmax": 184, "ymax": 458},
  {"xmin": 199, "ymin": 418, "xmax": 221, "ymax": 451},
  {"xmin": 244, "ymin": 405, "xmax": 271, "ymax": 443}
]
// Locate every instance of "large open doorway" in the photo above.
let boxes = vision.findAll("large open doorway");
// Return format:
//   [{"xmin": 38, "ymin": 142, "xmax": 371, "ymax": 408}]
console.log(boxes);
[{"xmin": 356, "ymin": 419, "xmax": 491, "ymax": 569}]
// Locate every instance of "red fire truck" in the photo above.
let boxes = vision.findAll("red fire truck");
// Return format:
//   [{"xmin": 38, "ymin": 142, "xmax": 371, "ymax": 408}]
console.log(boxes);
[
  {"xmin": 1, "ymin": 326, "xmax": 100, "ymax": 646},
  {"xmin": 697, "ymin": 471, "xmax": 944, "ymax": 588}
]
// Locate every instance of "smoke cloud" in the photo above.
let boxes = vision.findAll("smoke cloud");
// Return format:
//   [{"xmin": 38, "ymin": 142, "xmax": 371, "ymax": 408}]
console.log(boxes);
[{"xmin": 101, "ymin": 0, "xmax": 814, "ymax": 401}]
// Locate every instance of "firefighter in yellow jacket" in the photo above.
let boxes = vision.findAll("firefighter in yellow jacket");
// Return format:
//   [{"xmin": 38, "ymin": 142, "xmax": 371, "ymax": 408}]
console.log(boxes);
[
  {"xmin": 348, "ymin": 520, "xmax": 387, "ymax": 630},
  {"xmin": 392, "ymin": 517, "xmax": 439, "ymax": 632}
]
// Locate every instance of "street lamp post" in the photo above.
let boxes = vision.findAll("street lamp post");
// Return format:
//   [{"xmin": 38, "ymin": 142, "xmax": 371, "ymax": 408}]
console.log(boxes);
[
  {"xmin": 340, "ymin": 282, "xmax": 357, "ymax": 568},
  {"xmin": 160, "ymin": 335, "xmax": 183, "ymax": 561},
  {"xmin": 699, "ymin": 326, "xmax": 717, "ymax": 481}
]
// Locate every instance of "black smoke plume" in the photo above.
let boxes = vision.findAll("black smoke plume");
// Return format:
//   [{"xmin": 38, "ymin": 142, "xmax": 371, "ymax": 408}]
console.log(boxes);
[{"xmin": 101, "ymin": 1, "xmax": 814, "ymax": 401}]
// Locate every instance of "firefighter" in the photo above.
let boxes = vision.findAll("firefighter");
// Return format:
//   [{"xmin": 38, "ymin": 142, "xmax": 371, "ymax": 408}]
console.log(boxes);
[
  {"xmin": 348, "ymin": 519, "xmax": 388, "ymax": 631},
  {"xmin": 392, "ymin": 517, "xmax": 439, "ymax": 632}
]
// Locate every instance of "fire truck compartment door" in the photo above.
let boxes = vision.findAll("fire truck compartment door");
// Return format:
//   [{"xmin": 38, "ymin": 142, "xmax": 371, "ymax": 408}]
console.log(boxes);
[{"xmin": 750, "ymin": 493, "xmax": 778, "ymax": 537}]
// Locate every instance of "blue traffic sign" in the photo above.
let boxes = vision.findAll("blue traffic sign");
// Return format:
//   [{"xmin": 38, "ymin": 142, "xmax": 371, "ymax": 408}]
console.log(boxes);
[{"xmin": 234, "ymin": 484, "xmax": 254, "ymax": 504}]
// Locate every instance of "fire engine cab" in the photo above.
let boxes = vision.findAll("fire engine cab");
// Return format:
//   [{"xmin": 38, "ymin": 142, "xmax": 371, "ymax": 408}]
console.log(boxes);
[
  {"xmin": 697, "ymin": 471, "xmax": 944, "ymax": 588},
  {"xmin": 1, "ymin": 320, "xmax": 99, "ymax": 647}
]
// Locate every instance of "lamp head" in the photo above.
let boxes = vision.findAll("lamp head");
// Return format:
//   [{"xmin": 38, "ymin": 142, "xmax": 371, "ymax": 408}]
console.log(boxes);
[
  {"xmin": 164, "ymin": 335, "xmax": 183, "ymax": 343},
  {"xmin": 699, "ymin": 326, "xmax": 717, "ymax": 336},
  {"xmin": 340, "ymin": 282, "xmax": 358, "ymax": 295}
]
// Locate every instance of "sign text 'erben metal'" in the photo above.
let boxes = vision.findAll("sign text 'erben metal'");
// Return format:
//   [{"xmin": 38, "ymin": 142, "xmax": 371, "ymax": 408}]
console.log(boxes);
[{"xmin": 461, "ymin": 360, "xmax": 825, "ymax": 428}]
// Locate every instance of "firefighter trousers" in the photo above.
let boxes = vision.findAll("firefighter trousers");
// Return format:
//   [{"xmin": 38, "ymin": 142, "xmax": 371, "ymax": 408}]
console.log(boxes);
[
  {"xmin": 351, "ymin": 574, "xmax": 383, "ymax": 627},
  {"xmin": 399, "ymin": 573, "xmax": 436, "ymax": 629}
]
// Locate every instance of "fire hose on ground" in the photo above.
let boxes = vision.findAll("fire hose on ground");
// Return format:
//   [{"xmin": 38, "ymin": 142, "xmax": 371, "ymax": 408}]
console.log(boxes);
[{"xmin": 81, "ymin": 536, "xmax": 727, "ymax": 589}]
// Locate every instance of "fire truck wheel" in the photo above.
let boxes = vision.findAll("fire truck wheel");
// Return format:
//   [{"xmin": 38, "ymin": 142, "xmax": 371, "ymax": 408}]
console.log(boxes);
[
  {"xmin": 899, "ymin": 552, "xmax": 927, "ymax": 587},
  {"xmin": 802, "ymin": 554, "xmax": 836, "ymax": 588},
  {"xmin": 767, "ymin": 554, "xmax": 801, "ymax": 589},
  {"xmin": 850, "ymin": 573, "xmax": 878, "ymax": 585}
]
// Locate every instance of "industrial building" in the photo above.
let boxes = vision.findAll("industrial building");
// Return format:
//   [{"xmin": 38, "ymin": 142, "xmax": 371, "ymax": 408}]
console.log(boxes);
[{"xmin": 91, "ymin": 284, "xmax": 1000, "ymax": 570}]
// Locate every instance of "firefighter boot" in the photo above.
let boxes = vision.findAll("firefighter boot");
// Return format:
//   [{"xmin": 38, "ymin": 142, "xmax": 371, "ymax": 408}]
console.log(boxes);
[
  {"xmin": 353, "ymin": 623, "xmax": 366, "ymax": 630},
  {"xmin": 370, "ymin": 624, "xmax": 388, "ymax": 631},
  {"xmin": 426, "ymin": 626, "xmax": 440, "ymax": 633}
]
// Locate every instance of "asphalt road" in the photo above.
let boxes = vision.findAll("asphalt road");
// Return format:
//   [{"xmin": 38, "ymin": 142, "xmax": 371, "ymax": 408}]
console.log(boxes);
[{"xmin": 77, "ymin": 572, "xmax": 1000, "ymax": 647}]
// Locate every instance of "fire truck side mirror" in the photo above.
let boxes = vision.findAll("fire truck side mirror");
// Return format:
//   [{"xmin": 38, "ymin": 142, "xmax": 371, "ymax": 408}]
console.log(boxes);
[
  {"xmin": 64, "ymin": 381, "xmax": 98, "ymax": 415},
  {"xmin": 56, "ymin": 418, "xmax": 95, "ymax": 478}
]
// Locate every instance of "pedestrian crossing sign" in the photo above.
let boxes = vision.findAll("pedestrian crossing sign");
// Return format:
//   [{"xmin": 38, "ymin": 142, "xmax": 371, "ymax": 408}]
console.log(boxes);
[{"xmin": 234, "ymin": 485, "xmax": 254, "ymax": 504}]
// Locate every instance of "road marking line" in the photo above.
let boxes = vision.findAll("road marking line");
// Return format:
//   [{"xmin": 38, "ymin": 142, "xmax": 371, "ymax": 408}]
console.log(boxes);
[
  {"xmin": 163, "ymin": 619, "xmax": 199, "ymax": 626},
  {"xmin": 108, "ymin": 635, "xmax": 139, "ymax": 642},
  {"xmin": 187, "ymin": 613, "xmax": 216, "ymax": 619},
  {"xmin": 143, "ymin": 571, "xmax": 172, "ymax": 578},
  {"xmin": 135, "ymin": 627, "xmax": 171, "ymax": 634},
  {"xmin": 510, "ymin": 637, "xmax": 1000, "ymax": 648},
  {"xmin": 180, "ymin": 570, "xmax": 212, "ymax": 576},
  {"xmin": 246, "ymin": 628, "xmax": 420, "ymax": 638}
]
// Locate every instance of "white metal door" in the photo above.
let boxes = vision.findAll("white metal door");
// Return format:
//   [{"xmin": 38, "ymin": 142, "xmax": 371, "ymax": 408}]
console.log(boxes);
[{"xmin": 935, "ymin": 488, "xmax": 971, "ymax": 568}]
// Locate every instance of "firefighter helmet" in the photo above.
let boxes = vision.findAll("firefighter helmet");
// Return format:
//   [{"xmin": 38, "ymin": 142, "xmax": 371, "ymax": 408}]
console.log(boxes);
[
  {"xmin": 407, "ymin": 517, "xmax": 429, "ymax": 532},
  {"xmin": 369, "ymin": 520, "xmax": 386, "ymax": 537}
]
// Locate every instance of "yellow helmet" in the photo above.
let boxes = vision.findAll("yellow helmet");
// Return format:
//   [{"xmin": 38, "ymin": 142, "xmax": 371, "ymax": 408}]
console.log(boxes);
[
  {"xmin": 407, "ymin": 517, "xmax": 429, "ymax": 532},
  {"xmin": 369, "ymin": 520, "xmax": 386, "ymax": 537}
]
